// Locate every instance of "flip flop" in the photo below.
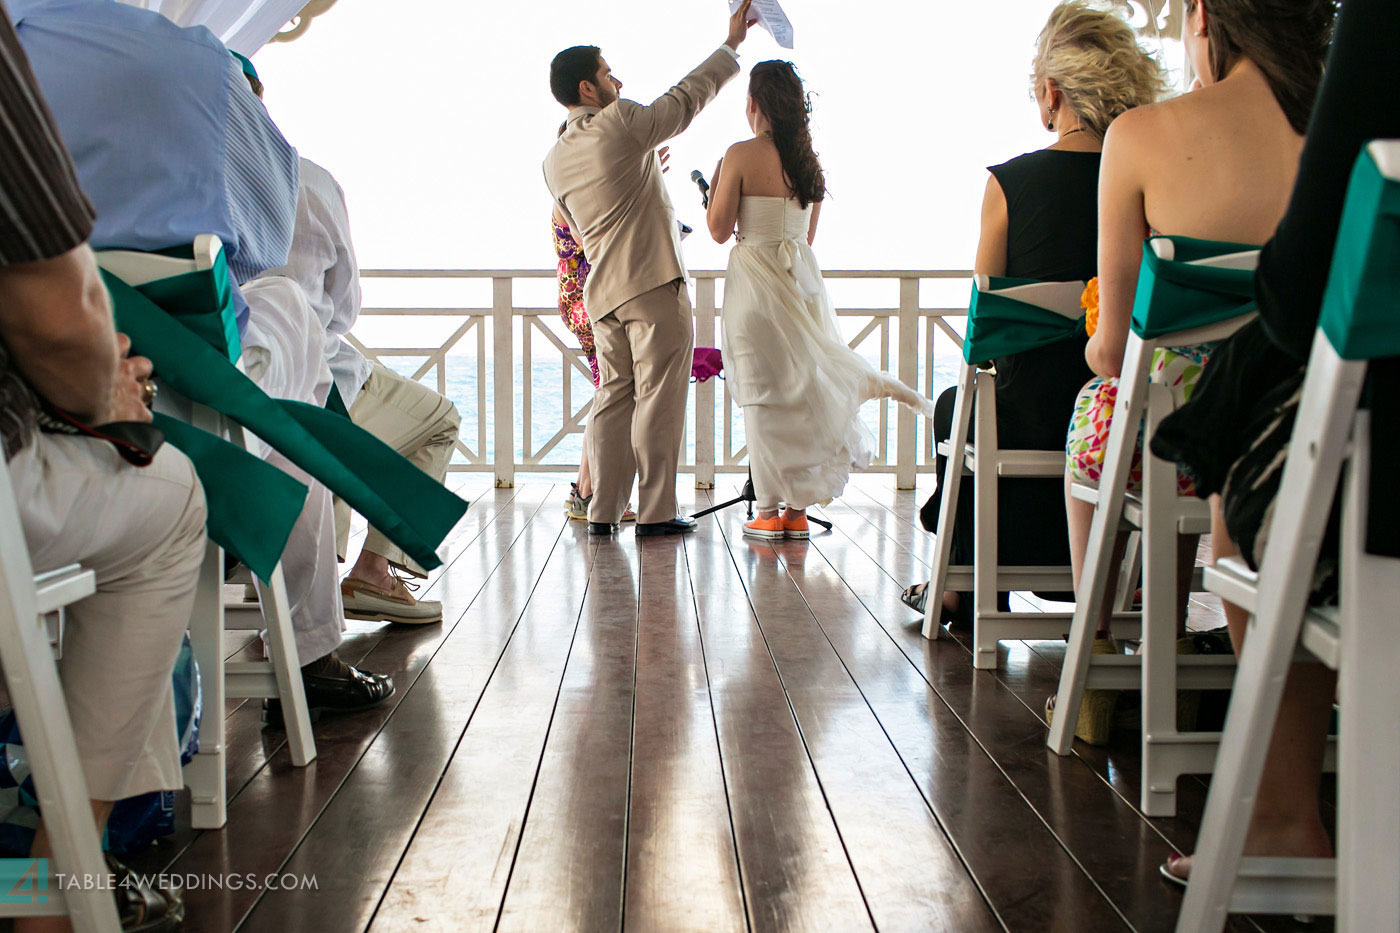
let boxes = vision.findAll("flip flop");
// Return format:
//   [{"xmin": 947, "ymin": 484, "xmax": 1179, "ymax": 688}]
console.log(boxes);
[
  {"xmin": 900, "ymin": 582, "xmax": 930, "ymax": 613},
  {"xmin": 900, "ymin": 583, "xmax": 974, "ymax": 630},
  {"xmin": 1159, "ymin": 853, "xmax": 1314, "ymax": 924}
]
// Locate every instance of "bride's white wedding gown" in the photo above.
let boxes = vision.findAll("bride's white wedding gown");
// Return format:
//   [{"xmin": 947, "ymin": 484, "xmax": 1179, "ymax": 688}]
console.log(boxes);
[{"xmin": 721, "ymin": 196, "xmax": 934, "ymax": 511}]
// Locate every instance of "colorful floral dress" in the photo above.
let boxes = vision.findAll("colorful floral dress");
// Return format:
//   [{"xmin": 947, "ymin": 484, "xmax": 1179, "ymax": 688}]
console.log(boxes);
[
  {"xmin": 1065, "ymin": 342, "xmax": 1215, "ymax": 495},
  {"xmin": 552, "ymin": 219, "xmax": 599, "ymax": 387}
]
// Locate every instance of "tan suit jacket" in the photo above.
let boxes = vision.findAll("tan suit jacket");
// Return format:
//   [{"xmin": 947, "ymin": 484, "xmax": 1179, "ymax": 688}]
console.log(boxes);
[{"xmin": 543, "ymin": 48, "xmax": 740, "ymax": 322}]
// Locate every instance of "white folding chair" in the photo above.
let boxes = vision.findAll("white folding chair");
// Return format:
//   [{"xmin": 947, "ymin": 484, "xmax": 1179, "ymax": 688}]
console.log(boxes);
[
  {"xmin": 1047, "ymin": 242, "xmax": 1257, "ymax": 816},
  {"xmin": 97, "ymin": 235, "xmax": 315, "ymax": 831},
  {"xmin": 923, "ymin": 276, "xmax": 1134, "ymax": 669},
  {"xmin": 1178, "ymin": 139, "xmax": 1400, "ymax": 931},
  {"xmin": 0, "ymin": 460, "xmax": 120, "ymax": 931}
]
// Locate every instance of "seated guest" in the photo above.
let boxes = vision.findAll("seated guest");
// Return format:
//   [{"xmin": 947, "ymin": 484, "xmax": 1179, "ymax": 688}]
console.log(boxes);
[
  {"xmin": 1151, "ymin": 0, "xmax": 1391, "ymax": 883},
  {"xmin": 8, "ymin": 0, "xmax": 298, "ymax": 332},
  {"xmin": 903, "ymin": 1, "xmax": 1165, "ymax": 623},
  {"xmin": 268, "ymin": 153, "xmax": 460, "ymax": 626},
  {"xmin": 1052, "ymin": 0, "xmax": 1333, "ymax": 743},
  {"xmin": 13, "ymin": 0, "xmax": 394, "ymax": 717},
  {"xmin": 0, "ymin": 11, "xmax": 197, "ymax": 929},
  {"xmin": 241, "ymin": 274, "xmax": 381, "ymax": 707}
]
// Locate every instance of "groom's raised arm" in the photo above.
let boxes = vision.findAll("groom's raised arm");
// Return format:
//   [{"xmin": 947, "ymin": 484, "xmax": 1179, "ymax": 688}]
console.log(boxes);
[
  {"xmin": 617, "ymin": 2, "xmax": 753, "ymax": 151},
  {"xmin": 618, "ymin": 48, "xmax": 741, "ymax": 152}
]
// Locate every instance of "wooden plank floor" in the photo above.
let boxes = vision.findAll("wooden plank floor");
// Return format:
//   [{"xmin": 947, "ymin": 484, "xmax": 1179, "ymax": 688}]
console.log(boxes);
[{"xmin": 122, "ymin": 476, "xmax": 1329, "ymax": 933}]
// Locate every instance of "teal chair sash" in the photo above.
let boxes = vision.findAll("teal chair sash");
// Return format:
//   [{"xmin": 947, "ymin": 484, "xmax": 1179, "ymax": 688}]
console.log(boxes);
[
  {"xmin": 105, "ymin": 270, "xmax": 469, "ymax": 578},
  {"xmin": 99, "ymin": 247, "xmax": 304, "ymax": 579},
  {"xmin": 1320, "ymin": 144, "xmax": 1400, "ymax": 361},
  {"xmin": 962, "ymin": 276, "xmax": 1086, "ymax": 366},
  {"xmin": 154, "ymin": 414, "xmax": 308, "ymax": 580},
  {"xmin": 326, "ymin": 382, "xmax": 351, "ymax": 418},
  {"xmin": 1130, "ymin": 236, "xmax": 1260, "ymax": 340},
  {"xmin": 125, "ymin": 244, "xmax": 242, "ymax": 366}
]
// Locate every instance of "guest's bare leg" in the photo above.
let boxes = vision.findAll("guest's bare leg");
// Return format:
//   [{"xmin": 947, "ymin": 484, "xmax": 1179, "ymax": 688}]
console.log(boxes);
[
  {"xmin": 348, "ymin": 548, "xmax": 393, "ymax": 589},
  {"xmin": 1178, "ymin": 534, "xmax": 1200, "ymax": 633},
  {"xmin": 1171, "ymin": 498, "xmax": 1334, "ymax": 878},
  {"xmin": 1065, "ymin": 472, "xmax": 1128, "ymax": 634},
  {"xmin": 19, "ymin": 800, "xmax": 113, "ymax": 933},
  {"xmin": 577, "ymin": 418, "xmax": 594, "ymax": 500}
]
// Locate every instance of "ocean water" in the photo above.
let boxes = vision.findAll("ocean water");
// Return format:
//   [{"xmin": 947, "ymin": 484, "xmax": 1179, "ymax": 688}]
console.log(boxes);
[{"xmin": 382, "ymin": 346, "xmax": 965, "ymax": 471}]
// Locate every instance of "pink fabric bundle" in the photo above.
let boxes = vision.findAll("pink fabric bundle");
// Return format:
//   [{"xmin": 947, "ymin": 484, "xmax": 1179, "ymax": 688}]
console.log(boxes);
[{"xmin": 692, "ymin": 347, "xmax": 723, "ymax": 383}]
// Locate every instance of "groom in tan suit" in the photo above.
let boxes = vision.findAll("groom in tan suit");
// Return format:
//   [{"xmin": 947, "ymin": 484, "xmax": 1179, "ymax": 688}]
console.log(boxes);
[{"xmin": 544, "ymin": 1, "xmax": 755, "ymax": 536}]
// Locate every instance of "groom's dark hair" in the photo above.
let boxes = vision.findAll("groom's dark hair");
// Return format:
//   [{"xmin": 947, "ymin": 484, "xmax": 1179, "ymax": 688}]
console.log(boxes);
[{"xmin": 550, "ymin": 46, "xmax": 603, "ymax": 106}]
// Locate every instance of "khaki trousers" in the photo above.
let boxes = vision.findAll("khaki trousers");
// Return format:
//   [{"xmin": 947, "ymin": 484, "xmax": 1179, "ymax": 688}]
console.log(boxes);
[
  {"xmin": 334, "ymin": 362, "xmax": 461, "ymax": 577},
  {"xmin": 11, "ymin": 435, "xmax": 207, "ymax": 801},
  {"xmin": 589, "ymin": 279, "xmax": 693, "ymax": 524}
]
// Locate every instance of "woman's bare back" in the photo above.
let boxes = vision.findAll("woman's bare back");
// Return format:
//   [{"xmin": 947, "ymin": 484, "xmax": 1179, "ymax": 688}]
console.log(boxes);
[
  {"xmin": 727, "ymin": 136, "xmax": 794, "ymax": 199},
  {"xmin": 1132, "ymin": 61, "xmax": 1304, "ymax": 244}
]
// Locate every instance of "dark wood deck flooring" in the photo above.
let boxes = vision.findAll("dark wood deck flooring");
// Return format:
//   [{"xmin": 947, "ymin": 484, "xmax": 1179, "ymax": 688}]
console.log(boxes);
[{"xmin": 122, "ymin": 477, "xmax": 1328, "ymax": 933}]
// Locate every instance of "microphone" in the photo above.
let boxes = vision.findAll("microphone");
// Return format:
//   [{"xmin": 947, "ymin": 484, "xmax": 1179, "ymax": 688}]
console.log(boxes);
[{"xmin": 691, "ymin": 170, "xmax": 710, "ymax": 208}]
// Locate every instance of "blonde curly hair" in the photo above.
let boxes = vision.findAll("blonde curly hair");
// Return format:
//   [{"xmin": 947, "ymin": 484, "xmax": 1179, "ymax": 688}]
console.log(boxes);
[{"xmin": 1031, "ymin": 1, "xmax": 1169, "ymax": 140}]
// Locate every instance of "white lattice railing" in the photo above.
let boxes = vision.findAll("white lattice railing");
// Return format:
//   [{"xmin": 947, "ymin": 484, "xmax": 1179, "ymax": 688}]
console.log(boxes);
[{"xmin": 349, "ymin": 269, "xmax": 973, "ymax": 489}]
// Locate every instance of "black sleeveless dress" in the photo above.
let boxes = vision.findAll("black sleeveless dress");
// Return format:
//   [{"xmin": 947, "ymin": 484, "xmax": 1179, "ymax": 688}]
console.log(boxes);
[{"xmin": 919, "ymin": 149, "xmax": 1099, "ymax": 590}]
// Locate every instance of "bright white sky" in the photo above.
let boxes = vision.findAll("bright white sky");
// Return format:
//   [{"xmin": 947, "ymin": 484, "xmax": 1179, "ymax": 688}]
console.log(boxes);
[{"xmin": 250, "ymin": 0, "xmax": 1179, "ymax": 281}]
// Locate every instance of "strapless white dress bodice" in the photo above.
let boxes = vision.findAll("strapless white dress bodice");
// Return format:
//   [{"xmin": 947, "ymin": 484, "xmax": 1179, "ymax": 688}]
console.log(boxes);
[{"xmin": 735, "ymin": 195, "xmax": 811, "ymax": 246}]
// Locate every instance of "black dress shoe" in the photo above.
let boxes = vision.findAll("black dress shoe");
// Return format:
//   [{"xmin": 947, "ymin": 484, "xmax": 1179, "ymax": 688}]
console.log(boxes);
[
  {"xmin": 636, "ymin": 516, "xmax": 698, "ymax": 537},
  {"xmin": 589, "ymin": 521, "xmax": 620, "ymax": 535},
  {"xmin": 264, "ymin": 664, "xmax": 395, "ymax": 726}
]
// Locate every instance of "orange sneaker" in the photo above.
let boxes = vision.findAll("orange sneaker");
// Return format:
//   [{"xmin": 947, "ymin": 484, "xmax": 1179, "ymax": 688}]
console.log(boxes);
[
  {"xmin": 743, "ymin": 514, "xmax": 786, "ymax": 539},
  {"xmin": 781, "ymin": 510, "xmax": 810, "ymax": 539}
]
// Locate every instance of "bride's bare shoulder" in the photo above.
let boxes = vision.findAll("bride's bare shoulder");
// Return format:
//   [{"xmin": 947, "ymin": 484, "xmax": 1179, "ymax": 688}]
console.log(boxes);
[{"xmin": 725, "ymin": 137, "xmax": 771, "ymax": 161}]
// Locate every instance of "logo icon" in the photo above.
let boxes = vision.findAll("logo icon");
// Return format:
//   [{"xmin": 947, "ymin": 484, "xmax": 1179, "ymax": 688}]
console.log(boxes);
[{"xmin": 0, "ymin": 858, "xmax": 48, "ymax": 905}]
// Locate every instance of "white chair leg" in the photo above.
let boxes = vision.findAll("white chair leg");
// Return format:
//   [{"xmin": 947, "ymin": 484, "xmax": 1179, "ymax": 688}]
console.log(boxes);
[
  {"xmin": 971, "ymin": 371, "xmax": 999, "ymax": 670},
  {"xmin": 0, "ymin": 611, "xmax": 118, "ymax": 931},
  {"xmin": 1141, "ymin": 383, "xmax": 1181, "ymax": 816},
  {"xmin": 184, "ymin": 540, "xmax": 227, "ymax": 830},
  {"xmin": 1049, "ymin": 338, "xmax": 1153, "ymax": 755},
  {"xmin": 259, "ymin": 565, "xmax": 316, "ymax": 767},
  {"xmin": 1177, "ymin": 341, "xmax": 1365, "ymax": 931},
  {"xmin": 1115, "ymin": 531, "xmax": 1141, "ymax": 613},
  {"xmin": 1337, "ymin": 412, "xmax": 1400, "ymax": 932},
  {"xmin": 224, "ymin": 420, "xmax": 317, "ymax": 767},
  {"xmin": 924, "ymin": 360, "xmax": 975, "ymax": 640}
]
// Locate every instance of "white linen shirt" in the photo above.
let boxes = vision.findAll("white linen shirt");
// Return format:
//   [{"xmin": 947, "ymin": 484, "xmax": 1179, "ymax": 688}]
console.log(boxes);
[{"xmin": 271, "ymin": 157, "xmax": 372, "ymax": 406}]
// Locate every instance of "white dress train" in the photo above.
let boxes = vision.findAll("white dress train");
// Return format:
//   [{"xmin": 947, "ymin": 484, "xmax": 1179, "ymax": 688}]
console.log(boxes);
[{"xmin": 720, "ymin": 196, "xmax": 934, "ymax": 511}]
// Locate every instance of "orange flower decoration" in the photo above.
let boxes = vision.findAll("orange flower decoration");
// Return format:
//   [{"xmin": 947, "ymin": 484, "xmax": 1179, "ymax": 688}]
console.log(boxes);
[{"xmin": 1081, "ymin": 276, "xmax": 1100, "ymax": 337}]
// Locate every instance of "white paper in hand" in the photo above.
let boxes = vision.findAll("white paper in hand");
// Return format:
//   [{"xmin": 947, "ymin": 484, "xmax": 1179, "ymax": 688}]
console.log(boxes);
[{"xmin": 729, "ymin": 0, "xmax": 794, "ymax": 49}]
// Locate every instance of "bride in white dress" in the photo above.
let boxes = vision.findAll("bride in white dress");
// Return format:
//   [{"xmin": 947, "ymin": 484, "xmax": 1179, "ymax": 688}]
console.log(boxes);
[{"xmin": 707, "ymin": 60, "xmax": 933, "ymax": 540}]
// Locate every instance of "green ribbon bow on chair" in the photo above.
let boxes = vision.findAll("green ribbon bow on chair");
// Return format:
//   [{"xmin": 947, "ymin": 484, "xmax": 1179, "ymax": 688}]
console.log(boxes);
[
  {"xmin": 1130, "ymin": 236, "xmax": 1260, "ymax": 340},
  {"xmin": 1320, "ymin": 145, "xmax": 1400, "ymax": 361},
  {"xmin": 97, "ymin": 247, "xmax": 305, "ymax": 579},
  {"xmin": 104, "ymin": 268, "xmax": 469, "ymax": 580},
  {"xmin": 962, "ymin": 276, "xmax": 1086, "ymax": 366}
]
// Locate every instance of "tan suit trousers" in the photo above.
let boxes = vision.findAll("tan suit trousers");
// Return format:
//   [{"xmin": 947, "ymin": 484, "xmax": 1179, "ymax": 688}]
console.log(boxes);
[
  {"xmin": 11, "ymin": 435, "xmax": 206, "ymax": 801},
  {"xmin": 588, "ymin": 279, "xmax": 693, "ymax": 524},
  {"xmin": 334, "ymin": 362, "xmax": 461, "ymax": 577}
]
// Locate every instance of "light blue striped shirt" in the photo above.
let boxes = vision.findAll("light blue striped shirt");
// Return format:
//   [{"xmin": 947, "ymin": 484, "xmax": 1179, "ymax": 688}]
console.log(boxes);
[{"xmin": 9, "ymin": 0, "xmax": 298, "ymax": 332}]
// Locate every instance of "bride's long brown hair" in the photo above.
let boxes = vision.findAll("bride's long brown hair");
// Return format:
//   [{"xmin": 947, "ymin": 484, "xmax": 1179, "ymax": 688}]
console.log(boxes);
[{"xmin": 749, "ymin": 61, "xmax": 825, "ymax": 209}]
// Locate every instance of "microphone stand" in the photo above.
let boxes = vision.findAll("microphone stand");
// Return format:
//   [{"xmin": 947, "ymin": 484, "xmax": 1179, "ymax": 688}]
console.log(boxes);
[{"xmin": 690, "ymin": 471, "xmax": 833, "ymax": 532}]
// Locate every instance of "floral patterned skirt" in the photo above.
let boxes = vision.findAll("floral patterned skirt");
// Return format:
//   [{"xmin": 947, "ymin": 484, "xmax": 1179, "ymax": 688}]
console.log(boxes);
[
  {"xmin": 559, "ymin": 295, "xmax": 600, "ymax": 387},
  {"xmin": 1065, "ymin": 343, "xmax": 1215, "ymax": 495}
]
